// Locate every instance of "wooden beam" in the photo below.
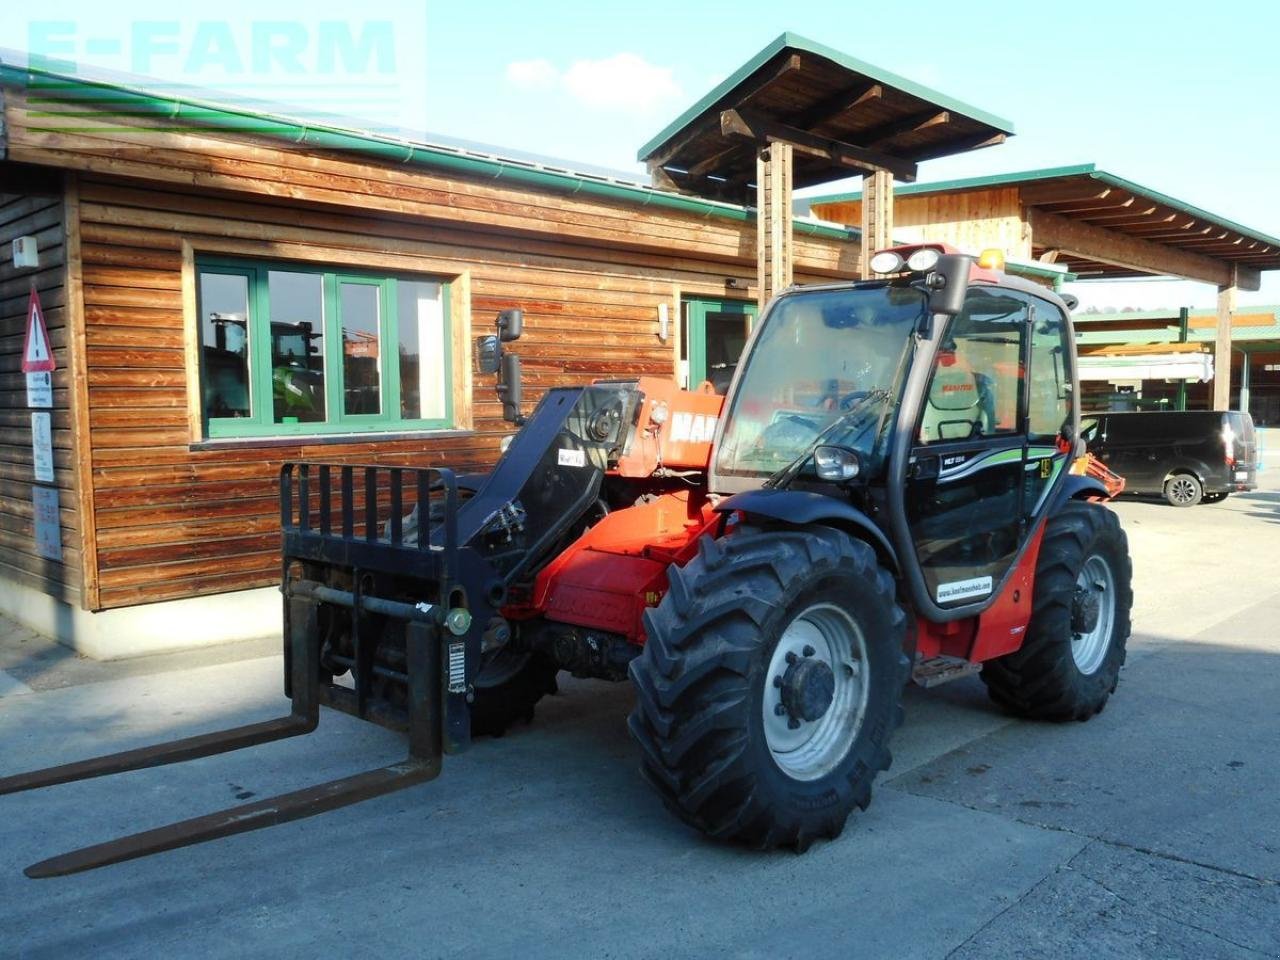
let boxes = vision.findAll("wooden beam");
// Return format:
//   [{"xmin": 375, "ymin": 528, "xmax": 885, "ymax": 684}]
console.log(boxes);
[
  {"xmin": 720, "ymin": 108, "xmax": 917, "ymax": 182},
  {"xmin": 859, "ymin": 169, "xmax": 894, "ymax": 278},
  {"xmin": 855, "ymin": 110, "xmax": 951, "ymax": 148},
  {"xmin": 63, "ymin": 173, "xmax": 101, "ymax": 611},
  {"xmin": 1020, "ymin": 183, "xmax": 1112, "ymax": 206},
  {"xmin": 643, "ymin": 53, "xmax": 804, "ymax": 173},
  {"xmin": 756, "ymin": 143, "xmax": 793, "ymax": 308},
  {"xmin": 1214, "ymin": 277, "xmax": 1235, "ymax": 410},
  {"xmin": 911, "ymin": 131, "xmax": 1005, "ymax": 162},
  {"xmin": 1037, "ymin": 194, "xmax": 1137, "ymax": 216},
  {"xmin": 788, "ymin": 81, "xmax": 882, "ymax": 130},
  {"xmin": 1027, "ymin": 208, "xmax": 1261, "ymax": 290}
]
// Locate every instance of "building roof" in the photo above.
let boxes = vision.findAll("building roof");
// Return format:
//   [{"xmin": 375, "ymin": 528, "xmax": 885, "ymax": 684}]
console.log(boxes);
[
  {"xmin": 1074, "ymin": 306, "xmax": 1280, "ymax": 346},
  {"xmin": 637, "ymin": 32, "xmax": 1014, "ymax": 199},
  {"xmin": 804, "ymin": 164, "xmax": 1280, "ymax": 278},
  {"xmin": 0, "ymin": 56, "xmax": 857, "ymax": 243}
]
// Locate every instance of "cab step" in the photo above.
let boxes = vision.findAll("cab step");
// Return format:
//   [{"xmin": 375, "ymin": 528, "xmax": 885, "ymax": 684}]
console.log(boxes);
[{"xmin": 912, "ymin": 655, "xmax": 983, "ymax": 688}]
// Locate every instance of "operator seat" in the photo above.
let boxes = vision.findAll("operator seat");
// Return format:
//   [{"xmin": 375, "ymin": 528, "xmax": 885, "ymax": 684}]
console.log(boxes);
[{"xmin": 920, "ymin": 350, "xmax": 994, "ymax": 443}]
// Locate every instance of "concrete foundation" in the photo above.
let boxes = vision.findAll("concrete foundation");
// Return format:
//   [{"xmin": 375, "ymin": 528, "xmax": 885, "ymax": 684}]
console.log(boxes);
[{"xmin": 0, "ymin": 578, "xmax": 281, "ymax": 660}]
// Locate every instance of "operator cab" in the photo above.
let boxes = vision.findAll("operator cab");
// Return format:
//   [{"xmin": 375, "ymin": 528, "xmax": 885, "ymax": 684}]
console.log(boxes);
[{"xmin": 710, "ymin": 243, "xmax": 1082, "ymax": 619}]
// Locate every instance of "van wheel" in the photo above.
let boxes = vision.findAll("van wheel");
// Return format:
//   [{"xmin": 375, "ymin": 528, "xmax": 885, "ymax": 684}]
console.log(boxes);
[
  {"xmin": 1163, "ymin": 473, "xmax": 1201, "ymax": 507},
  {"xmin": 1201, "ymin": 492, "xmax": 1228, "ymax": 504}
]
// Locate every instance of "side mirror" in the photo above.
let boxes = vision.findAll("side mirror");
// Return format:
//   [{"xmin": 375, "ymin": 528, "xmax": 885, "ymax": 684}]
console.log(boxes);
[
  {"xmin": 497, "ymin": 352, "xmax": 523, "ymax": 424},
  {"xmin": 926, "ymin": 254, "xmax": 971, "ymax": 319},
  {"xmin": 476, "ymin": 335, "xmax": 502, "ymax": 375},
  {"xmin": 497, "ymin": 308, "xmax": 523, "ymax": 343}
]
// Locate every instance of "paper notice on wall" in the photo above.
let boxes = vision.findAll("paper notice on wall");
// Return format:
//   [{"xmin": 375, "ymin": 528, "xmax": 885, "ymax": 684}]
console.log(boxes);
[
  {"xmin": 31, "ymin": 412, "xmax": 54, "ymax": 483},
  {"xmin": 26, "ymin": 370, "xmax": 52, "ymax": 408},
  {"xmin": 32, "ymin": 485, "xmax": 62, "ymax": 562}
]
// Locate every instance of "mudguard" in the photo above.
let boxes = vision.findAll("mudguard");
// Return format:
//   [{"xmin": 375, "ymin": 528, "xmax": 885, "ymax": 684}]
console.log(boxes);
[
  {"xmin": 1055, "ymin": 473, "xmax": 1109, "ymax": 508},
  {"xmin": 714, "ymin": 488, "xmax": 898, "ymax": 572}
]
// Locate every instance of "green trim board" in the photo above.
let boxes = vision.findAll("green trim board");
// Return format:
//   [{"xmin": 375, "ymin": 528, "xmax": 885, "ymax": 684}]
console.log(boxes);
[
  {"xmin": 196, "ymin": 256, "xmax": 454, "ymax": 439},
  {"xmin": 0, "ymin": 60, "xmax": 856, "ymax": 243},
  {"xmin": 802, "ymin": 163, "xmax": 1280, "ymax": 250},
  {"xmin": 636, "ymin": 32, "xmax": 1016, "ymax": 162}
]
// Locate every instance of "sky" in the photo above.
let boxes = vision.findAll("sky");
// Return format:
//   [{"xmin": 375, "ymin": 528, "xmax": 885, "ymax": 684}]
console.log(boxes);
[{"xmin": 5, "ymin": 0, "xmax": 1280, "ymax": 310}]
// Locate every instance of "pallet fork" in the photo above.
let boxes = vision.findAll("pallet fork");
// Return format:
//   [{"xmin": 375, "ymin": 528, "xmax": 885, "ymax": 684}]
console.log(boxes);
[{"xmin": 0, "ymin": 464, "xmax": 472, "ymax": 878}]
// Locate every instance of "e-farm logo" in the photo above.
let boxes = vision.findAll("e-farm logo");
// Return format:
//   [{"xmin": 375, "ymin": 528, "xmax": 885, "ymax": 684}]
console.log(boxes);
[{"xmin": 21, "ymin": 17, "xmax": 422, "ymax": 133}]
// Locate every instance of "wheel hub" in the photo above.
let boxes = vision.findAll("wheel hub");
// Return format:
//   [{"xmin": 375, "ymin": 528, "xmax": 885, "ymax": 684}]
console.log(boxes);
[
  {"xmin": 779, "ymin": 655, "xmax": 836, "ymax": 724},
  {"xmin": 1071, "ymin": 586, "xmax": 1102, "ymax": 634},
  {"xmin": 763, "ymin": 603, "xmax": 869, "ymax": 782}
]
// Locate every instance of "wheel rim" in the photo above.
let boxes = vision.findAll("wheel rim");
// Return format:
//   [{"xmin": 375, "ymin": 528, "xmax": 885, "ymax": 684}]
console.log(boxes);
[
  {"xmin": 1168, "ymin": 477, "xmax": 1197, "ymax": 504},
  {"xmin": 1071, "ymin": 555, "xmax": 1116, "ymax": 675},
  {"xmin": 763, "ymin": 603, "xmax": 869, "ymax": 782}
]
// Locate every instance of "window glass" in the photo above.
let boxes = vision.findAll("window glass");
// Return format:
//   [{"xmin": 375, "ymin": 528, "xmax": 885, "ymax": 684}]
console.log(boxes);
[
  {"xmin": 196, "ymin": 260, "xmax": 450, "ymax": 437},
  {"xmin": 269, "ymin": 271, "xmax": 326, "ymax": 423},
  {"xmin": 920, "ymin": 290, "xmax": 1028, "ymax": 444},
  {"xmin": 1028, "ymin": 305, "xmax": 1070, "ymax": 438},
  {"xmin": 397, "ymin": 280, "xmax": 444, "ymax": 419},
  {"xmin": 199, "ymin": 273, "xmax": 252, "ymax": 419},
  {"xmin": 340, "ymin": 282, "xmax": 382, "ymax": 415}
]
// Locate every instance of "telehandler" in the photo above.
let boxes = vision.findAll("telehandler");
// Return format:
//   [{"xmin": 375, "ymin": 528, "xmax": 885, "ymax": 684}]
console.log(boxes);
[{"xmin": 0, "ymin": 243, "xmax": 1131, "ymax": 877}]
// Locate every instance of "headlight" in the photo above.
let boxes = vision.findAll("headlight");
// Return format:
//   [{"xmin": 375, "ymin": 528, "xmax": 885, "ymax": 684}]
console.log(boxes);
[
  {"xmin": 814, "ymin": 445, "xmax": 860, "ymax": 483},
  {"xmin": 868, "ymin": 251, "xmax": 904, "ymax": 274},
  {"xmin": 906, "ymin": 247, "xmax": 941, "ymax": 272}
]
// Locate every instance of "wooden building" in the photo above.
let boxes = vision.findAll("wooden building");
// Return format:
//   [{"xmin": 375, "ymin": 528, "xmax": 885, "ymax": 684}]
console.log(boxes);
[
  {"xmin": 804, "ymin": 165, "xmax": 1280, "ymax": 411},
  {"xmin": 0, "ymin": 62, "xmax": 867, "ymax": 656}
]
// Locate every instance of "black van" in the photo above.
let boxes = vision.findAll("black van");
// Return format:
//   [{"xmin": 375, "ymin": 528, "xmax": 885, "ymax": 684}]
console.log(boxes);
[{"xmin": 1081, "ymin": 410, "xmax": 1258, "ymax": 507}]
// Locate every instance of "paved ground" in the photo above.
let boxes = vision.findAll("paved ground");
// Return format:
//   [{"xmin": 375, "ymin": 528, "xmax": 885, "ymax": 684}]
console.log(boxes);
[{"xmin": 1, "ymin": 470, "xmax": 1278, "ymax": 959}]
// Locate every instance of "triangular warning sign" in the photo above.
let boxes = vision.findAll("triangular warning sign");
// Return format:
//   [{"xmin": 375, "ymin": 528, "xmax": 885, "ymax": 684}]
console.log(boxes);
[{"xmin": 22, "ymin": 288, "xmax": 56, "ymax": 374}]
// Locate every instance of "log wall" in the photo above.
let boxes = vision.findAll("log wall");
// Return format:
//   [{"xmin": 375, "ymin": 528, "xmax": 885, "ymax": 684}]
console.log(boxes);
[
  {"xmin": 2, "ymin": 91, "xmax": 861, "ymax": 610},
  {"xmin": 0, "ymin": 168, "xmax": 83, "ymax": 603}
]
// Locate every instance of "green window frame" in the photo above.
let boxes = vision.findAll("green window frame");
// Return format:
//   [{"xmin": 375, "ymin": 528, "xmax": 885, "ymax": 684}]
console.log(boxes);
[{"xmin": 195, "ymin": 257, "xmax": 454, "ymax": 439}]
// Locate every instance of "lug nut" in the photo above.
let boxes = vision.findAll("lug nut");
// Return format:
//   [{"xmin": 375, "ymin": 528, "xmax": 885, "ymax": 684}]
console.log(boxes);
[
  {"xmin": 785, "ymin": 652, "xmax": 798, "ymax": 665},
  {"xmin": 774, "ymin": 703, "xmax": 787, "ymax": 716},
  {"xmin": 802, "ymin": 645, "xmax": 815, "ymax": 657},
  {"xmin": 787, "ymin": 717, "xmax": 801, "ymax": 730},
  {"xmin": 773, "ymin": 675, "xmax": 783, "ymax": 688}
]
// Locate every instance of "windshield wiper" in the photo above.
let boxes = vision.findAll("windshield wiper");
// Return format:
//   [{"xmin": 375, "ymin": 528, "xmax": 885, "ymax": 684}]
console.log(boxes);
[{"xmin": 762, "ymin": 389, "xmax": 892, "ymax": 490}]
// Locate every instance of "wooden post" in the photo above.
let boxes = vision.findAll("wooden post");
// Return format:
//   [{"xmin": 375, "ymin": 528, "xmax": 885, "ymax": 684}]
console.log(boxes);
[
  {"xmin": 1213, "ymin": 275, "xmax": 1236, "ymax": 411},
  {"xmin": 858, "ymin": 169, "xmax": 894, "ymax": 278},
  {"xmin": 756, "ymin": 143, "xmax": 793, "ymax": 310}
]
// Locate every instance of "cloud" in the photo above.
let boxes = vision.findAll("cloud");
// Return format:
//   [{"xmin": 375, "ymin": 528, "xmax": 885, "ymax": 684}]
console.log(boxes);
[
  {"xmin": 506, "ymin": 58, "xmax": 558, "ymax": 90},
  {"xmin": 505, "ymin": 53, "xmax": 682, "ymax": 112},
  {"xmin": 562, "ymin": 53, "xmax": 682, "ymax": 110}
]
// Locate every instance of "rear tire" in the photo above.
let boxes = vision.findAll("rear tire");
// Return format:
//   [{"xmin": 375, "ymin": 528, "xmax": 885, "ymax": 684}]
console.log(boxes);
[
  {"xmin": 628, "ymin": 527, "xmax": 908, "ymax": 851},
  {"xmin": 981, "ymin": 501, "xmax": 1132, "ymax": 721},
  {"xmin": 1163, "ymin": 473, "xmax": 1202, "ymax": 507}
]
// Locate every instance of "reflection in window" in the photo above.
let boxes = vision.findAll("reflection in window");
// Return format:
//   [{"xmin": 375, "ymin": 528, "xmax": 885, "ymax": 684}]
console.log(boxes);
[
  {"xmin": 269, "ymin": 271, "xmax": 326, "ymax": 423},
  {"xmin": 1028, "ymin": 308, "xmax": 1070, "ymax": 438},
  {"xmin": 920, "ymin": 293, "xmax": 1028, "ymax": 443},
  {"xmin": 397, "ymin": 280, "xmax": 444, "ymax": 420},
  {"xmin": 340, "ymin": 282, "xmax": 381, "ymax": 415},
  {"xmin": 199, "ymin": 273, "xmax": 252, "ymax": 419}
]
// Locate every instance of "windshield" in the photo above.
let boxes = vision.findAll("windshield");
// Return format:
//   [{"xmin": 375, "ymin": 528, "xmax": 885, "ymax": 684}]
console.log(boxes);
[{"xmin": 714, "ymin": 285, "xmax": 925, "ymax": 482}]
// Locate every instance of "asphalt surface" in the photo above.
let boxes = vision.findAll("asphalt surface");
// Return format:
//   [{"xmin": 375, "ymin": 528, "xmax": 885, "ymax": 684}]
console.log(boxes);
[{"xmin": 1, "ymin": 466, "xmax": 1278, "ymax": 959}]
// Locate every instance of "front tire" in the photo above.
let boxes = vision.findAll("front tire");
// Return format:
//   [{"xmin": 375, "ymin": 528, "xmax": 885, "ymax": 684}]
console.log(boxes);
[
  {"xmin": 1163, "ymin": 473, "xmax": 1202, "ymax": 507},
  {"xmin": 470, "ymin": 649, "xmax": 559, "ymax": 737},
  {"xmin": 981, "ymin": 501, "xmax": 1132, "ymax": 721},
  {"xmin": 628, "ymin": 527, "xmax": 908, "ymax": 851}
]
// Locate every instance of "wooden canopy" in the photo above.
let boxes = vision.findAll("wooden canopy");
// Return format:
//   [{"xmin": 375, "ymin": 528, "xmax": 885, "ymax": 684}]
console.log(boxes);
[{"xmin": 637, "ymin": 33, "xmax": 1014, "ymax": 201}]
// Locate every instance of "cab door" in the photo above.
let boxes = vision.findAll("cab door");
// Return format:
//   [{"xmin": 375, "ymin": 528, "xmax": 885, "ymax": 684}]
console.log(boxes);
[{"xmin": 904, "ymin": 287, "xmax": 1034, "ymax": 609}]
